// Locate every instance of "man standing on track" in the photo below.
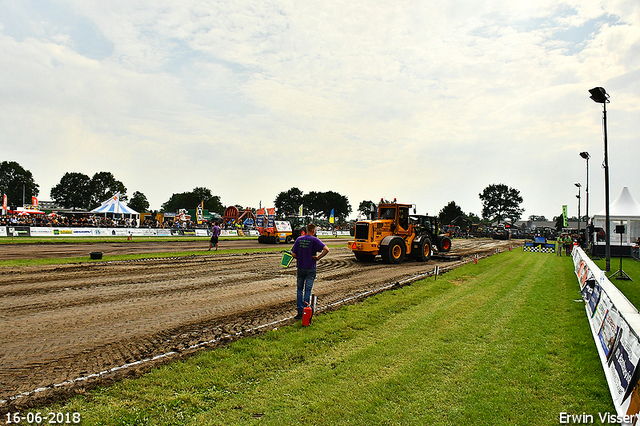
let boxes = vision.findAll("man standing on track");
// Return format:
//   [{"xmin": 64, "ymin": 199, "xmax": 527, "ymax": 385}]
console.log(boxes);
[
  {"xmin": 291, "ymin": 223, "xmax": 329, "ymax": 320},
  {"xmin": 209, "ymin": 221, "xmax": 221, "ymax": 251}
]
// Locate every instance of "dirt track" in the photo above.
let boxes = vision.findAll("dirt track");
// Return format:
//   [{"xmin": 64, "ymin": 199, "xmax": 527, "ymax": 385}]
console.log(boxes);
[{"xmin": 0, "ymin": 238, "xmax": 521, "ymax": 411}]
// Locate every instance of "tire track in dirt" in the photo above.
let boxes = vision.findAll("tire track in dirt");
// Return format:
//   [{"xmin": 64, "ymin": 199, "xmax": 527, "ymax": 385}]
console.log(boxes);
[{"xmin": 0, "ymin": 238, "xmax": 520, "ymax": 411}]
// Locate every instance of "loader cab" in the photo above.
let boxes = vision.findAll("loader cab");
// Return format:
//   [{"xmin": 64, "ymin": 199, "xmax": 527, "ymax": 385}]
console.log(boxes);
[
  {"xmin": 379, "ymin": 207, "xmax": 396, "ymax": 220},
  {"xmin": 378, "ymin": 203, "xmax": 412, "ymax": 235}
]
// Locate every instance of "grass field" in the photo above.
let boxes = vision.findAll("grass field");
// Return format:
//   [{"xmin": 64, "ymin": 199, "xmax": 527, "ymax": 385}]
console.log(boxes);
[
  {"xmin": 592, "ymin": 255, "xmax": 640, "ymax": 308},
  {"xmin": 17, "ymin": 248, "xmax": 620, "ymax": 425}
]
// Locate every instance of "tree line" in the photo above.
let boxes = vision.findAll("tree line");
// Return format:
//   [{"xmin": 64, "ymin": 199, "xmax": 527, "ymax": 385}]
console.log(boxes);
[{"xmin": 1, "ymin": 161, "xmax": 530, "ymax": 226}]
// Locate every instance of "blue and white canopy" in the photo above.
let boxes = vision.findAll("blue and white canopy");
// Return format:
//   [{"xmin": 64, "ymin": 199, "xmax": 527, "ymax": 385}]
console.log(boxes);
[{"xmin": 91, "ymin": 194, "xmax": 138, "ymax": 215}]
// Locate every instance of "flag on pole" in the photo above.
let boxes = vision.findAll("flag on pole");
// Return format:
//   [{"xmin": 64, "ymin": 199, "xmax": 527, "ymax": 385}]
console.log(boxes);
[
  {"xmin": 329, "ymin": 208, "xmax": 335, "ymax": 224},
  {"xmin": 299, "ymin": 205, "xmax": 303, "ymax": 216},
  {"xmin": 562, "ymin": 205, "xmax": 568, "ymax": 228},
  {"xmin": 267, "ymin": 208, "xmax": 275, "ymax": 232},
  {"xmin": 256, "ymin": 208, "xmax": 265, "ymax": 233},
  {"xmin": 2, "ymin": 194, "xmax": 7, "ymax": 212},
  {"xmin": 32, "ymin": 196, "xmax": 38, "ymax": 207},
  {"xmin": 196, "ymin": 201, "xmax": 204, "ymax": 224}
]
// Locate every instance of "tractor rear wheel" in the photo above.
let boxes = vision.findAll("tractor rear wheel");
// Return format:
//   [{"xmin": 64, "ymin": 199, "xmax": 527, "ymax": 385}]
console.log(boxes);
[
  {"xmin": 437, "ymin": 236, "xmax": 452, "ymax": 252},
  {"xmin": 381, "ymin": 237, "xmax": 405, "ymax": 264},
  {"xmin": 412, "ymin": 236, "xmax": 432, "ymax": 262}
]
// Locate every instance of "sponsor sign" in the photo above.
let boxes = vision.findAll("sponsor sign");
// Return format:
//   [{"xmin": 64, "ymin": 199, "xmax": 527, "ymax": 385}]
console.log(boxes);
[
  {"xmin": 256, "ymin": 208, "xmax": 265, "ymax": 233},
  {"xmin": 275, "ymin": 221, "xmax": 292, "ymax": 232},
  {"xmin": 266, "ymin": 208, "xmax": 275, "ymax": 233},
  {"xmin": 0, "ymin": 227, "xmax": 255, "ymax": 238},
  {"xmin": 29, "ymin": 228, "xmax": 55, "ymax": 236},
  {"xmin": 8, "ymin": 226, "xmax": 30, "ymax": 237},
  {"xmin": 573, "ymin": 247, "xmax": 640, "ymax": 421}
]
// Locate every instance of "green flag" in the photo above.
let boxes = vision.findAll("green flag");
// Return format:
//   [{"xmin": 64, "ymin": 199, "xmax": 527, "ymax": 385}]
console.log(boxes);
[{"xmin": 562, "ymin": 205, "xmax": 568, "ymax": 228}]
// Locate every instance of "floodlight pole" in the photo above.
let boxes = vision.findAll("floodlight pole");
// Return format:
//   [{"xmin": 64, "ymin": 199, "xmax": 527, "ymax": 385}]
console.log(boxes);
[
  {"xmin": 575, "ymin": 183, "xmax": 581, "ymax": 234},
  {"xmin": 580, "ymin": 151, "xmax": 590, "ymax": 250},
  {"xmin": 603, "ymin": 100, "xmax": 611, "ymax": 271},
  {"xmin": 589, "ymin": 87, "xmax": 611, "ymax": 272}
]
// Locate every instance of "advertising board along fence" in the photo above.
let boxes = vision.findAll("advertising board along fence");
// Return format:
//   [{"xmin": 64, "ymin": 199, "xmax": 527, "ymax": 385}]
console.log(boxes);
[
  {"xmin": 0, "ymin": 227, "xmax": 262, "ymax": 238},
  {"xmin": 0, "ymin": 227, "xmax": 350, "ymax": 238},
  {"xmin": 573, "ymin": 247, "xmax": 640, "ymax": 423}
]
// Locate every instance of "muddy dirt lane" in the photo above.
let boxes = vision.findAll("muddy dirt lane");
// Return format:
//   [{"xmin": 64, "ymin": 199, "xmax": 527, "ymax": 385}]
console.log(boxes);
[{"xmin": 0, "ymin": 238, "xmax": 520, "ymax": 410}]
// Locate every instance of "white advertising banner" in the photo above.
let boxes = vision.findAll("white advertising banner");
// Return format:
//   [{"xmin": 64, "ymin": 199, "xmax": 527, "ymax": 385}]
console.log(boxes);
[
  {"xmin": 274, "ymin": 221, "xmax": 292, "ymax": 232},
  {"xmin": 0, "ymin": 226, "xmax": 268, "ymax": 238},
  {"xmin": 573, "ymin": 247, "xmax": 640, "ymax": 424}
]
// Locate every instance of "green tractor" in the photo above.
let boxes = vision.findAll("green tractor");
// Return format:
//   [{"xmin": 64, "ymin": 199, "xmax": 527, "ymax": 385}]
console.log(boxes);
[{"xmin": 409, "ymin": 215, "xmax": 453, "ymax": 253}]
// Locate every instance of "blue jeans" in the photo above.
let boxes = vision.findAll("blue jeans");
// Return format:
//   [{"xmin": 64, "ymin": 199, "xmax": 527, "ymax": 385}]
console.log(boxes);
[{"xmin": 297, "ymin": 268, "xmax": 317, "ymax": 315}]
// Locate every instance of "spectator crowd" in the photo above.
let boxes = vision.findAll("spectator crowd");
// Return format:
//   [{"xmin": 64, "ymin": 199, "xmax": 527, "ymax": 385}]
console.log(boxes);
[{"xmin": 0, "ymin": 213, "xmax": 138, "ymax": 228}]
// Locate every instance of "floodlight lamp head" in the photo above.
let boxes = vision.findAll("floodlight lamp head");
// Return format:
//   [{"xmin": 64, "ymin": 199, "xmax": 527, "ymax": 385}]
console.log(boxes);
[
  {"xmin": 580, "ymin": 151, "xmax": 590, "ymax": 160},
  {"xmin": 589, "ymin": 87, "xmax": 609, "ymax": 104},
  {"xmin": 575, "ymin": 182, "xmax": 581, "ymax": 188}
]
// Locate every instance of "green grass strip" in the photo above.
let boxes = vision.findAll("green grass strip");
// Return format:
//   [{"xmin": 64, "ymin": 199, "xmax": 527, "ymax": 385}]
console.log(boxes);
[
  {"xmin": 592, "ymin": 256, "xmax": 640, "ymax": 308},
  {"xmin": 29, "ymin": 250, "xmax": 614, "ymax": 425}
]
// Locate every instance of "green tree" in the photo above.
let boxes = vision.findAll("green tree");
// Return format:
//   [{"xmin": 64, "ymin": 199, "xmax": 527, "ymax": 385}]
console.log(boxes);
[
  {"xmin": 479, "ymin": 183, "xmax": 524, "ymax": 224},
  {"xmin": 0, "ymin": 161, "xmax": 39, "ymax": 207},
  {"xmin": 468, "ymin": 212, "xmax": 482, "ymax": 224},
  {"xmin": 358, "ymin": 200, "xmax": 376, "ymax": 219},
  {"xmin": 161, "ymin": 187, "xmax": 224, "ymax": 214},
  {"xmin": 553, "ymin": 215, "xmax": 564, "ymax": 232},
  {"xmin": 89, "ymin": 172, "xmax": 127, "ymax": 209},
  {"xmin": 50, "ymin": 172, "xmax": 92, "ymax": 210},
  {"xmin": 127, "ymin": 191, "xmax": 150, "ymax": 212},
  {"xmin": 438, "ymin": 201, "xmax": 466, "ymax": 226},
  {"xmin": 303, "ymin": 191, "xmax": 351, "ymax": 223},
  {"xmin": 274, "ymin": 187, "xmax": 304, "ymax": 216}
]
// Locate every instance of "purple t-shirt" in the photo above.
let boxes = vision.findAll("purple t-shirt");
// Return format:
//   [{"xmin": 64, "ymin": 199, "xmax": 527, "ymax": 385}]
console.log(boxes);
[
  {"xmin": 291, "ymin": 235, "xmax": 326, "ymax": 269},
  {"xmin": 212, "ymin": 225, "xmax": 221, "ymax": 237}
]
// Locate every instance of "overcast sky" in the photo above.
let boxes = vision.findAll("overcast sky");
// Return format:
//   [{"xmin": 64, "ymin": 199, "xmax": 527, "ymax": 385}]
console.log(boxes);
[{"xmin": 1, "ymin": 0, "xmax": 639, "ymax": 220}]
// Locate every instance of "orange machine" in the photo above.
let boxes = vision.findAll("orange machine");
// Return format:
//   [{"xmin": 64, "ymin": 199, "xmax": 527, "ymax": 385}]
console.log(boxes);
[{"xmin": 348, "ymin": 200, "xmax": 452, "ymax": 263}]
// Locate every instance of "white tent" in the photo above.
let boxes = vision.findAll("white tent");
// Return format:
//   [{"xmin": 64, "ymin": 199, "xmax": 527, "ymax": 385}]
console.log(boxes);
[
  {"xmin": 593, "ymin": 187, "xmax": 640, "ymax": 247},
  {"xmin": 90, "ymin": 194, "xmax": 139, "ymax": 223}
]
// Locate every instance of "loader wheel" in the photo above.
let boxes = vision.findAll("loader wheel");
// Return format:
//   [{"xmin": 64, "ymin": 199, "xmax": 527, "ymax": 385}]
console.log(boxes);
[
  {"xmin": 354, "ymin": 252, "xmax": 376, "ymax": 263},
  {"xmin": 438, "ymin": 236, "xmax": 452, "ymax": 252},
  {"xmin": 381, "ymin": 237, "xmax": 405, "ymax": 264},
  {"xmin": 412, "ymin": 236, "xmax": 432, "ymax": 262},
  {"xmin": 285, "ymin": 235, "xmax": 292, "ymax": 244}
]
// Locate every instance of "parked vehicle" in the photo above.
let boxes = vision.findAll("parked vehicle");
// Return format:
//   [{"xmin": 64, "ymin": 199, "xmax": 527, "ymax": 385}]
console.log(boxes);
[{"xmin": 348, "ymin": 200, "xmax": 452, "ymax": 263}]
